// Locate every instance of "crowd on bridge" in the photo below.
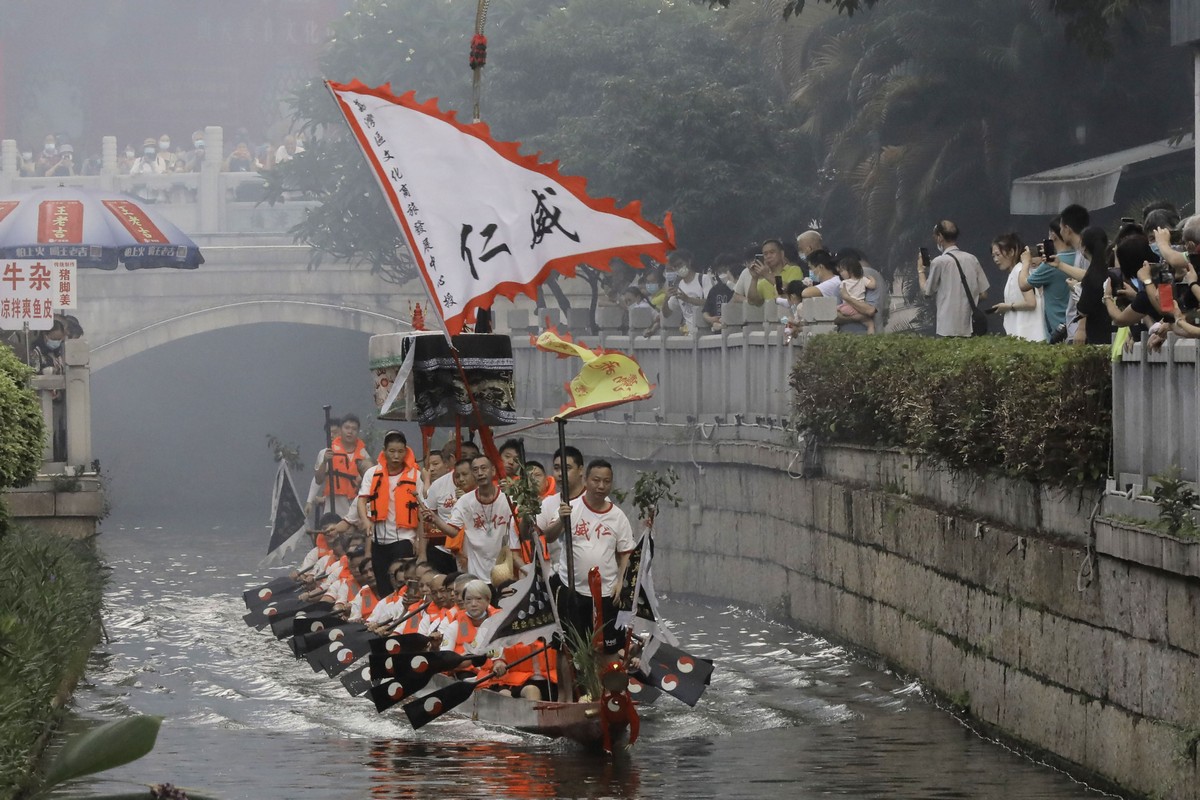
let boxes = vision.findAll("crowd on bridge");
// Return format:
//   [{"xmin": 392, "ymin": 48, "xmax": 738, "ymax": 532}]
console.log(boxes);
[
  {"xmin": 289, "ymin": 413, "xmax": 640, "ymax": 701},
  {"xmin": 11, "ymin": 130, "xmax": 305, "ymax": 181},
  {"xmin": 598, "ymin": 199, "xmax": 1200, "ymax": 346}
]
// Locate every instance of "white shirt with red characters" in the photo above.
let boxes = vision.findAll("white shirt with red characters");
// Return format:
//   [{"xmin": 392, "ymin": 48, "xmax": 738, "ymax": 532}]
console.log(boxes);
[
  {"xmin": 424, "ymin": 471, "xmax": 458, "ymax": 523},
  {"xmin": 557, "ymin": 495, "xmax": 635, "ymax": 596},
  {"xmin": 447, "ymin": 489, "xmax": 520, "ymax": 583}
]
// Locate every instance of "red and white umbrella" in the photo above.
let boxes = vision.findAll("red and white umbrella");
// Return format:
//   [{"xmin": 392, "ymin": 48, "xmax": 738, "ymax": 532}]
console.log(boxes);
[{"xmin": 0, "ymin": 186, "xmax": 203, "ymax": 270}]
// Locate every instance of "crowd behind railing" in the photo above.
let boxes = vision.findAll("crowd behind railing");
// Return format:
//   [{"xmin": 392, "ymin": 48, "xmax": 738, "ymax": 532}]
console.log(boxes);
[
  {"xmin": 586, "ymin": 199, "xmax": 1200, "ymax": 348},
  {"xmin": 13, "ymin": 130, "xmax": 303, "ymax": 179}
]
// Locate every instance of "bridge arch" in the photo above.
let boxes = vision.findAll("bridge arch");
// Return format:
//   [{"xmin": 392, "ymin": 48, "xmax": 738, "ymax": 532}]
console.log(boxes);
[{"xmin": 90, "ymin": 300, "xmax": 410, "ymax": 373}]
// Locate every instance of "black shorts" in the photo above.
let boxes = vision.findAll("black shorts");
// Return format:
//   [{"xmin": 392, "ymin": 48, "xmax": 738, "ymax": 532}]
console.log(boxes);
[{"xmin": 549, "ymin": 573, "xmax": 621, "ymax": 654}]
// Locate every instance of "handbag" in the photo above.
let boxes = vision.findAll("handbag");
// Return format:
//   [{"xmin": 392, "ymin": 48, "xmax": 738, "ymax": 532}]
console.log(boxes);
[{"xmin": 946, "ymin": 252, "xmax": 988, "ymax": 336}]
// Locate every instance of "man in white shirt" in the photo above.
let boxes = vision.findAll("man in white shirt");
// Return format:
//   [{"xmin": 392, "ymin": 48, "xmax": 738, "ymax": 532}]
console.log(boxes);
[
  {"xmin": 664, "ymin": 250, "xmax": 710, "ymax": 333},
  {"xmin": 542, "ymin": 458, "xmax": 635, "ymax": 656},
  {"xmin": 357, "ymin": 431, "xmax": 422, "ymax": 595},
  {"xmin": 535, "ymin": 446, "xmax": 585, "ymax": 569},
  {"xmin": 800, "ymin": 250, "xmax": 842, "ymax": 299},
  {"xmin": 423, "ymin": 454, "xmax": 524, "ymax": 585}
]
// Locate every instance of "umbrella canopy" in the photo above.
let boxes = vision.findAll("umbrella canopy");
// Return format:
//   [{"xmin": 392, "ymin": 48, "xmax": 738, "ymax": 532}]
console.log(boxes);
[{"xmin": 0, "ymin": 186, "xmax": 203, "ymax": 269}]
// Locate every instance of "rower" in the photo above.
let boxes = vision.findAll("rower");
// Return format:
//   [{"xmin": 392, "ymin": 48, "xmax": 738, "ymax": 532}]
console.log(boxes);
[
  {"xmin": 313, "ymin": 414, "xmax": 371, "ymax": 518},
  {"xmin": 422, "ymin": 454, "xmax": 525, "ymax": 595},
  {"xmin": 542, "ymin": 459, "xmax": 636, "ymax": 677},
  {"xmin": 358, "ymin": 430, "xmax": 423, "ymax": 594}
]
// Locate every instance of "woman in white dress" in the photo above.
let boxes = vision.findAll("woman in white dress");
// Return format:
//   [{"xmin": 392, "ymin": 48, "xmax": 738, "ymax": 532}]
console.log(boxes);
[{"xmin": 990, "ymin": 233, "xmax": 1046, "ymax": 341}]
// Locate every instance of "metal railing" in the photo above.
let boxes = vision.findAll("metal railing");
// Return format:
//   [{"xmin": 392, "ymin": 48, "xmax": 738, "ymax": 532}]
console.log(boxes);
[
  {"xmin": 0, "ymin": 127, "xmax": 316, "ymax": 235},
  {"xmin": 508, "ymin": 316, "xmax": 801, "ymax": 423},
  {"xmin": 1112, "ymin": 336, "xmax": 1200, "ymax": 489}
]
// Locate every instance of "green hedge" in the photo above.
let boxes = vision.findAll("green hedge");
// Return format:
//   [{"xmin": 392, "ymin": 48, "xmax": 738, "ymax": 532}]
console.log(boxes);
[
  {"xmin": 791, "ymin": 335, "xmax": 1112, "ymax": 486},
  {"xmin": 0, "ymin": 527, "xmax": 105, "ymax": 799}
]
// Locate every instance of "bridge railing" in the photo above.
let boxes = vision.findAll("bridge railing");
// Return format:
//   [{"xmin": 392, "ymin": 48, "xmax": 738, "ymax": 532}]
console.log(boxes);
[
  {"xmin": 507, "ymin": 314, "xmax": 800, "ymax": 423},
  {"xmin": 0, "ymin": 126, "xmax": 317, "ymax": 235},
  {"xmin": 1112, "ymin": 336, "xmax": 1200, "ymax": 491}
]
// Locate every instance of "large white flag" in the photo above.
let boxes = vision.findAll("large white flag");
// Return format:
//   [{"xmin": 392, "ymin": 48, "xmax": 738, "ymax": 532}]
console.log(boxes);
[{"xmin": 329, "ymin": 80, "xmax": 675, "ymax": 335}]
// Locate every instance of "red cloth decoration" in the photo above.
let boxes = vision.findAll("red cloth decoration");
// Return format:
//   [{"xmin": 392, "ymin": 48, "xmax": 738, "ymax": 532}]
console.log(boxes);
[{"xmin": 469, "ymin": 34, "xmax": 487, "ymax": 70}]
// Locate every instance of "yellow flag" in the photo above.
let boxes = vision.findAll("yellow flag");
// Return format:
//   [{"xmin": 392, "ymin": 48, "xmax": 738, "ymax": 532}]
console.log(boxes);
[{"xmin": 532, "ymin": 328, "xmax": 654, "ymax": 419}]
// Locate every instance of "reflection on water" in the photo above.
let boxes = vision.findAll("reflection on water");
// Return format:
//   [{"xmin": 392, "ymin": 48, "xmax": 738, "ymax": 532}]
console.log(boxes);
[{"xmin": 61, "ymin": 520, "xmax": 1111, "ymax": 800}]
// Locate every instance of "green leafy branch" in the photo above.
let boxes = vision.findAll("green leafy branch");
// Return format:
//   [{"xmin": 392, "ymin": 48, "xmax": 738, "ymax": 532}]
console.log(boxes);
[
  {"xmin": 265, "ymin": 435, "xmax": 303, "ymax": 471},
  {"xmin": 631, "ymin": 468, "xmax": 682, "ymax": 528}
]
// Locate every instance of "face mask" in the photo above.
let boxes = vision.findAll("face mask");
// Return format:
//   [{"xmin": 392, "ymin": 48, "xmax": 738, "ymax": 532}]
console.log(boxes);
[
  {"xmin": 143, "ymin": 148, "xmax": 156, "ymax": 157},
  {"xmin": 193, "ymin": 140, "xmax": 205, "ymax": 149},
  {"xmin": 45, "ymin": 338, "xmax": 62, "ymax": 351},
  {"xmin": 44, "ymin": 144, "xmax": 56, "ymax": 155},
  {"xmin": 1150, "ymin": 243, "xmax": 1162, "ymax": 258},
  {"xmin": 645, "ymin": 282, "xmax": 660, "ymax": 293},
  {"xmin": 159, "ymin": 139, "xmax": 170, "ymax": 150},
  {"xmin": 125, "ymin": 149, "xmax": 135, "ymax": 158}
]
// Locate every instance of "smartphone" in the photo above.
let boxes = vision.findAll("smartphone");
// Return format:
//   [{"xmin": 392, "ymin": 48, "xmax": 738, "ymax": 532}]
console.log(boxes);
[
  {"xmin": 1155, "ymin": 263, "xmax": 1175, "ymax": 313},
  {"xmin": 984, "ymin": 305, "xmax": 1000, "ymax": 315},
  {"xmin": 919, "ymin": 247, "xmax": 931, "ymax": 268},
  {"xmin": 664, "ymin": 270, "xmax": 679, "ymax": 288},
  {"xmin": 774, "ymin": 275, "xmax": 784, "ymax": 293},
  {"xmin": 1188, "ymin": 253, "xmax": 1200, "ymax": 271},
  {"xmin": 1042, "ymin": 238, "xmax": 1056, "ymax": 260},
  {"xmin": 754, "ymin": 253, "xmax": 764, "ymax": 262}
]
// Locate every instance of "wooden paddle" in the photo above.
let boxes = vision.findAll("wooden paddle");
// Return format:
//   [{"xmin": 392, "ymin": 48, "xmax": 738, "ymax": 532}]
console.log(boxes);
[{"xmin": 402, "ymin": 644, "xmax": 550, "ymax": 729}]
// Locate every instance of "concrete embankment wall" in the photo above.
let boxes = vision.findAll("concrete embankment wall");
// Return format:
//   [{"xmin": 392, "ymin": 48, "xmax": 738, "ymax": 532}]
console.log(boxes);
[{"xmin": 521, "ymin": 420, "xmax": 1200, "ymax": 800}]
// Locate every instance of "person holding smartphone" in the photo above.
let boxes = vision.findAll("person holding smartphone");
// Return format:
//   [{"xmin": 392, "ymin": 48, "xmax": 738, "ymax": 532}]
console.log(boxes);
[
  {"xmin": 917, "ymin": 219, "xmax": 989, "ymax": 337},
  {"xmin": 664, "ymin": 250, "xmax": 710, "ymax": 334},
  {"xmin": 746, "ymin": 239, "xmax": 805, "ymax": 307}
]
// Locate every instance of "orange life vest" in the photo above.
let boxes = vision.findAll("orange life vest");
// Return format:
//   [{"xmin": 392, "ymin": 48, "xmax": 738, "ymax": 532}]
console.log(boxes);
[
  {"xmin": 541, "ymin": 476, "xmax": 557, "ymax": 498},
  {"xmin": 355, "ymin": 585, "xmax": 379, "ymax": 618},
  {"xmin": 496, "ymin": 639, "xmax": 557, "ymax": 687},
  {"xmin": 366, "ymin": 449, "xmax": 421, "ymax": 530},
  {"xmin": 328, "ymin": 438, "xmax": 366, "ymax": 499},
  {"xmin": 452, "ymin": 607, "xmax": 496, "ymax": 655}
]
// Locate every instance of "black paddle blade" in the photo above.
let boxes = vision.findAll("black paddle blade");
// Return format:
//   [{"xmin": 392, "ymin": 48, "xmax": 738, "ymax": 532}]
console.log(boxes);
[
  {"xmin": 295, "ymin": 624, "xmax": 367, "ymax": 656},
  {"xmin": 368, "ymin": 652, "xmax": 396, "ymax": 680},
  {"xmin": 393, "ymin": 650, "xmax": 484, "ymax": 677},
  {"xmin": 403, "ymin": 679, "xmax": 478, "ymax": 729},
  {"xmin": 242, "ymin": 577, "xmax": 300, "ymax": 609},
  {"xmin": 627, "ymin": 676, "xmax": 662, "ymax": 704},
  {"xmin": 291, "ymin": 614, "xmax": 347, "ymax": 637},
  {"xmin": 369, "ymin": 679, "xmax": 414, "ymax": 714},
  {"xmin": 340, "ymin": 664, "xmax": 374, "ymax": 697},
  {"xmin": 368, "ymin": 633, "xmax": 432, "ymax": 656}
]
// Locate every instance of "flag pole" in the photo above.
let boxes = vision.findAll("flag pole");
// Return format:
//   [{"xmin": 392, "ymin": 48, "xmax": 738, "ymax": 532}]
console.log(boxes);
[
  {"xmin": 322, "ymin": 405, "xmax": 335, "ymax": 525},
  {"xmin": 555, "ymin": 415, "xmax": 578, "ymax": 702}
]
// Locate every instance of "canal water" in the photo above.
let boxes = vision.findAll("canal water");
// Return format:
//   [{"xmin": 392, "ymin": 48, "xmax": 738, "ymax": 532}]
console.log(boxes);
[{"xmin": 61, "ymin": 518, "xmax": 1113, "ymax": 800}]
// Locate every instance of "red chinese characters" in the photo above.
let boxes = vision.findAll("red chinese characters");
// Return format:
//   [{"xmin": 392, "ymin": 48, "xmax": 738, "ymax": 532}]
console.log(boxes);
[{"xmin": 37, "ymin": 201, "xmax": 83, "ymax": 244}]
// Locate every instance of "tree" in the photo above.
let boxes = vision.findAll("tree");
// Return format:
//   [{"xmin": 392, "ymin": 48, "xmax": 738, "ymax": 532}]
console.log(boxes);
[
  {"xmin": 701, "ymin": 0, "xmax": 1165, "ymax": 57},
  {"xmin": 264, "ymin": 0, "xmax": 818, "ymax": 285},
  {"xmin": 780, "ymin": 0, "xmax": 1185, "ymax": 287}
]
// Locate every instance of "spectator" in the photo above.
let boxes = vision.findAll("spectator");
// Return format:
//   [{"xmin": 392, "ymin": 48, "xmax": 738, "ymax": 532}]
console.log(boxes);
[
  {"xmin": 157, "ymin": 134, "xmax": 178, "ymax": 170},
  {"xmin": 17, "ymin": 149, "xmax": 36, "ymax": 177},
  {"xmin": 800, "ymin": 249, "xmax": 841, "ymax": 300},
  {"xmin": 664, "ymin": 250, "xmax": 710, "ymax": 334},
  {"xmin": 130, "ymin": 138, "xmax": 165, "ymax": 174},
  {"xmin": 34, "ymin": 135, "xmax": 58, "ymax": 176},
  {"xmin": 989, "ymin": 233, "xmax": 1044, "ymax": 341},
  {"xmin": 43, "ymin": 144, "xmax": 76, "ymax": 177},
  {"xmin": 795, "ymin": 230, "xmax": 824, "ymax": 279},
  {"xmin": 835, "ymin": 247, "xmax": 885, "ymax": 333},
  {"xmin": 917, "ymin": 219, "xmax": 989, "ymax": 337},
  {"xmin": 781, "ymin": 279, "xmax": 806, "ymax": 342},
  {"xmin": 832, "ymin": 254, "xmax": 876, "ymax": 333},
  {"xmin": 224, "ymin": 141, "xmax": 256, "ymax": 172},
  {"xmin": 702, "ymin": 254, "xmax": 741, "ymax": 331},
  {"xmin": 1101, "ymin": 234, "xmax": 1162, "ymax": 328},
  {"xmin": 118, "ymin": 144, "xmax": 136, "ymax": 174},
  {"xmin": 730, "ymin": 246, "xmax": 759, "ymax": 303},
  {"xmin": 186, "ymin": 130, "xmax": 207, "ymax": 172},
  {"xmin": 746, "ymin": 239, "xmax": 805, "ymax": 307},
  {"xmin": 275, "ymin": 134, "xmax": 304, "ymax": 164},
  {"xmin": 1023, "ymin": 207, "xmax": 1086, "ymax": 342},
  {"xmin": 28, "ymin": 318, "xmax": 67, "ymax": 375},
  {"xmin": 1071, "ymin": 226, "xmax": 1113, "ymax": 345}
]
